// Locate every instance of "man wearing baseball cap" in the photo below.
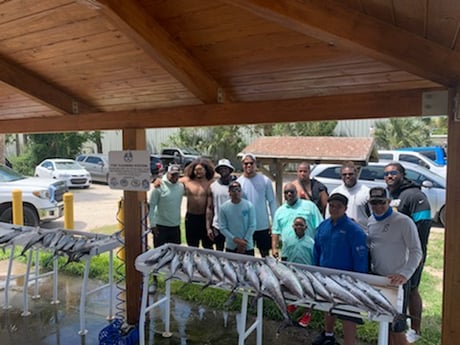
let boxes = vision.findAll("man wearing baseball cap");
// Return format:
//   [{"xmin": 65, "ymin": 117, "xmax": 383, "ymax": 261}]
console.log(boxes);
[
  {"xmin": 312, "ymin": 192, "xmax": 368, "ymax": 345},
  {"xmin": 148, "ymin": 164, "xmax": 184, "ymax": 247},
  {"xmin": 367, "ymin": 187, "xmax": 422, "ymax": 345}
]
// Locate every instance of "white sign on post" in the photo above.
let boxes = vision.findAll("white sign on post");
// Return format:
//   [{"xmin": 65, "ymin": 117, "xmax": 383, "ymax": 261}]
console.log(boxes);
[{"xmin": 108, "ymin": 150, "xmax": 151, "ymax": 191}]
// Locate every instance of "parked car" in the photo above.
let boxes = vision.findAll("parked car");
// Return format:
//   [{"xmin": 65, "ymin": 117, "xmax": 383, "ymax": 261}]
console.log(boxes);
[
  {"xmin": 378, "ymin": 149, "xmax": 446, "ymax": 178},
  {"xmin": 76, "ymin": 154, "xmax": 109, "ymax": 184},
  {"xmin": 35, "ymin": 159, "xmax": 91, "ymax": 188},
  {"xmin": 397, "ymin": 146, "xmax": 447, "ymax": 166},
  {"xmin": 310, "ymin": 161, "xmax": 446, "ymax": 226},
  {"xmin": 150, "ymin": 154, "xmax": 164, "ymax": 179},
  {"xmin": 0, "ymin": 164, "xmax": 67, "ymax": 226},
  {"xmin": 159, "ymin": 147, "xmax": 202, "ymax": 170}
]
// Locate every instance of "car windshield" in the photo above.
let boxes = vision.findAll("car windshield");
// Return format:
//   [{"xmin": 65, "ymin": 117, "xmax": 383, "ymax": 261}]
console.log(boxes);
[
  {"xmin": 55, "ymin": 161, "xmax": 83, "ymax": 170},
  {"xmin": 0, "ymin": 165, "xmax": 25, "ymax": 182}
]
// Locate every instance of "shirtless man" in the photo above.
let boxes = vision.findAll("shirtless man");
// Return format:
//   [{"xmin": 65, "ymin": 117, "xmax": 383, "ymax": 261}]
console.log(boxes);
[
  {"xmin": 292, "ymin": 162, "xmax": 328, "ymax": 216},
  {"xmin": 181, "ymin": 158, "xmax": 215, "ymax": 248}
]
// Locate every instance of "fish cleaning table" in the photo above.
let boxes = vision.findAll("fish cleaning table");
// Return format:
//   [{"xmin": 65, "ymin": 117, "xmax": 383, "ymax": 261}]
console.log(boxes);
[
  {"xmin": 0, "ymin": 222, "xmax": 121, "ymax": 337},
  {"xmin": 136, "ymin": 243, "xmax": 402, "ymax": 345}
]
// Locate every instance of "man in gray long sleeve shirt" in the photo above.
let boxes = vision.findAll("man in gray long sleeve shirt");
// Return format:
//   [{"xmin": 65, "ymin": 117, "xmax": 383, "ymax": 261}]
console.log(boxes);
[{"xmin": 367, "ymin": 187, "xmax": 422, "ymax": 345}]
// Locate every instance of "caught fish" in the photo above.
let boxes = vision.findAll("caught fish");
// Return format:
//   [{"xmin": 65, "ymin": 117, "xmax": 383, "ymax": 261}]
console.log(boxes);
[
  {"xmin": 206, "ymin": 253, "xmax": 225, "ymax": 282},
  {"xmin": 244, "ymin": 261, "xmax": 260, "ymax": 293},
  {"xmin": 221, "ymin": 257, "xmax": 239, "ymax": 290},
  {"xmin": 144, "ymin": 246, "xmax": 169, "ymax": 266},
  {"xmin": 41, "ymin": 231, "xmax": 56, "ymax": 247},
  {"xmin": 313, "ymin": 271, "xmax": 363, "ymax": 308},
  {"xmin": 181, "ymin": 251, "xmax": 195, "ymax": 282},
  {"xmin": 303, "ymin": 270, "xmax": 334, "ymax": 303},
  {"xmin": 165, "ymin": 252, "xmax": 183, "ymax": 281},
  {"xmin": 20, "ymin": 231, "xmax": 45, "ymax": 256},
  {"xmin": 265, "ymin": 256, "xmax": 304, "ymax": 300},
  {"xmin": 193, "ymin": 252, "xmax": 214, "ymax": 288},
  {"xmin": 255, "ymin": 261, "xmax": 293, "ymax": 333},
  {"xmin": 152, "ymin": 247, "xmax": 175, "ymax": 271},
  {"xmin": 288, "ymin": 265, "xmax": 316, "ymax": 300},
  {"xmin": 0, "ymin": 228, "xmax": 24, "ymax": 244},
  {"xmin": 48, "ymin": 231, "xmax": 65, "ymax": 249}
]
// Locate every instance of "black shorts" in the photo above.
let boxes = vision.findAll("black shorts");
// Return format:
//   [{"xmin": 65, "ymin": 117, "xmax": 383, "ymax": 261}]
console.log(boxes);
[
  {"xmin": 226, "ymin": 248, "xmax": 255, "ymax": 256},
  {"xmin": 410, "ymin": 219, "xmax": 432, "ymax": 289},
  {"xmin": 253, "ymin": 229, "xmax": 271, "ymax": 251},
  {"xmin": 185, "ymin": 213, "xmax": 213, "ymax": 249},
  {"xmin": 153, "ymin": 224, "xmax": 181, "ymax": 247},
  {"xmin": 390, "ymin": 282, "xmax": 410, "ymax": 333}
]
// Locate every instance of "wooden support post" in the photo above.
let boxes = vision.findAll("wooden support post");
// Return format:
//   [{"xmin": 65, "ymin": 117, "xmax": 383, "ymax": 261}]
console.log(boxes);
[
  {"xmin": 442, "ymin": 88, "xmax": 460, "ymax": 345},
  {"xmin": 122, "ymin": 128, "xmax": 147, "ymax": 325}
]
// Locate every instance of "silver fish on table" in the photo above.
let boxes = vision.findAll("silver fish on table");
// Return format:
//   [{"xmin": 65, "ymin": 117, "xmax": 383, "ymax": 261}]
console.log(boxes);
[
  {"xmin": 193, "ymin": 251, "xmax": 214, "ymax": 288},
  {"xmin": 244, "ymin": 261, "xmax": 260, "ymax": 293},
  {"xmin": 181, "ymin": 251, "xmax": 195, "ymax": 282},
  {"xmin": 165, "ymin": 252, "xmax": 183, "ymax": 281},
  {"xmin": 221, "ymin": 257, "xmax": 239, "ymax": 290},
  {"xmin": 20, "ymin": 231, "xmax": 46, "ymax": 256},
  {"xmin": 265, "ymin": 256, "xmax": 305, "ymax": 300},
  {"xmin": 206, "ymin": 253, "xmax": 225, "ymax": 282},
  {"xmin": 288, "ymin": 265, "xmax": 316, "ymax": 300},
  {"xmin": 144, "ymin": 246, "xmax": 169, "ymax": 266},
  {"xmin": 152, "ymin": 247, "xmax": 175, "ymax": 271},
  {"xmin": 313, "ymin": 271, "xmax": 364, "ymax": 308},
  {"xmin": 303, "ymin": 270, "xmax": 335, "ymax": 303}
]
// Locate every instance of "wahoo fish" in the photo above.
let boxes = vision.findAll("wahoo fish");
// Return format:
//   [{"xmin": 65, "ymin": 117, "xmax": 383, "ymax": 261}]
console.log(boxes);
[
  {"xmin": 144, "ymin": 246, "xmax": 169, "ymax": 266},
  {"xmin": 152, "ymin": 247, "xmax": 175, "ymax": 271},
  {"xmin": 303, "ymin": 270, "xmax": 334, "ymax": 303},
  {"xmin": 0, "ymin": 228, "xmax": 24, "ymax": 244},
  {"xmin": 313, "ymin": 271, "xmax": 363, "ymax": 308},
  {"xmin": 41, "ymin": 231, "xmax": 57, "ymax": 247},
  {"xmin": 206, "ymin": 253, "xmax": 225, "ymax": 282},
  {"xmin": 20, "ymin": 231, "xmax": 46, "ymax": 256},
  {"xmin": 193, "ymin": 251, "xmax": 215, "ymax": 288},
  {"xmin": 244, "ymin": 261, "xmax": 260, "ymax": 293},
  {"xmin": 255, "ymin": 261, "xmax": 292, "ymax": 333},
  {"xmin": 48, "ymin": 231, "xmax": 65, "ymax": 249},
  {"xmin": 221, "ymin": 257, "xmax": 239, "ymax": 290},
  {"xmin": 288, "ymin": 265, "xmax": 316, "ymax": 300},
  {"xmin": 331, "ymin": 274, "xmax": 383, "ymax": 314},
  {"xmin": 181, "ymin": 251, "xmax": 195, "ymax": 282},
  {"xmin": 265, "ymin": 256, "xmax": 304, "ymax": 300},
  {"xmin": 62, "ymin": 236, "xmax": 78, "ymax": 252},
  {"xmin": 165, "ymin": 252, "xmax": 182, "ymax": 281}
]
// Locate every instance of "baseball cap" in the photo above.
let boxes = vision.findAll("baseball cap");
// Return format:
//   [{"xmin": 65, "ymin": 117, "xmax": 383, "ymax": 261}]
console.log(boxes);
[
  {"xmin": 215, "ymin": 158, "xmax": 234, "ymax": 174},
  {"xmin": 167, "ymin": 164, "xmax": 181, "ymax": 174},
  {"xmin": 241, "ymin": 153, "xmax": 256, "ymax": 162},
  {"xmin": 369, "ymin": 187, "xmax": 390, "ymax": 201},
  {"xmin": 327, "ymin": 193, "xmax": 348, "ymax": 206}
]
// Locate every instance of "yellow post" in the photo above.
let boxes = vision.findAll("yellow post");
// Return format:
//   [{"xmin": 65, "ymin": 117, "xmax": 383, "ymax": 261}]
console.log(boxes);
[
  {"xmin": 63, "ymin": 192, "xmax": 74, "ymax": 230},
  {"xmin": 12, "ymin": 189, "xmax": 23, "ymax": 225},
  {"xmin": 117, "ymin": 198, "xmax": 125, "ymax": 260}
]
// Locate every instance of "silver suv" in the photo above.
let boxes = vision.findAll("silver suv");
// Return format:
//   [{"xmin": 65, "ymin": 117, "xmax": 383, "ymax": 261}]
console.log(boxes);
[{"xmin": 76, "ymin": 154, "xmax": 109, "ymax": 184}]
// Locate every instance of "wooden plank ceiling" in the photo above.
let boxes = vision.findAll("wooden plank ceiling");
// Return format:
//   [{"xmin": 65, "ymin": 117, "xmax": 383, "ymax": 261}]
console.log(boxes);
[{"xmin": 0, "ymin": 0, "xmax": 459, "ymax": 133}]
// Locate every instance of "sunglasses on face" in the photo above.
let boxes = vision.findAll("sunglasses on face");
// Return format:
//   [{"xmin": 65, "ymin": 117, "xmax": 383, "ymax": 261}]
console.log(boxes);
[
  {"xmin": 229, "ymin": 187, "xmax": 241, "ymax": 192},
  {"xmin": 341, "ymin": 173, "xmax": 354, "ymax": 177},
  {"xmin": 383, "ymin": 171, "xmax": 399, "ymax": 177},
  {"xmin": 369, "ymin": 200, "xmax": 386, "ymax": 205},
  {"xmin": 243, "ymin": 161, "xmax": 254, "ymax": 166},
  {"xmin": 284, "ymin": 189, "xmax": 296, "ymax": 194}
]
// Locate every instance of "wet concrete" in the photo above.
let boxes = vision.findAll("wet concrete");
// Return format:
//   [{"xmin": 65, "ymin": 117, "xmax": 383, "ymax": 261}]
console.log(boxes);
[{"xmin": 0, "ymin": 269, "xmax": 323, "ymax": 345}]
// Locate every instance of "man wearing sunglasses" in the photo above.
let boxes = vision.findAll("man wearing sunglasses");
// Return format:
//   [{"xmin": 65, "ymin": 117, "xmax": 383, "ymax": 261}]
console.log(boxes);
[
  {"xmin": 237, "ymin": 153, "xmax": 278, "ymax": 257},
  {"xmin": 383, "ymin": 162, "xmax": 431, "ymax": 343},
  {"xmin": 327, "ymin": 161, "xmax": 370, "ymax": 231},
  {"xmin": 367, "ymin": 187, "xmax": 422, "ymax": 345},
  {"xmin": 218, "ymin": 181, "xmax": 256, "ymax": 255}
]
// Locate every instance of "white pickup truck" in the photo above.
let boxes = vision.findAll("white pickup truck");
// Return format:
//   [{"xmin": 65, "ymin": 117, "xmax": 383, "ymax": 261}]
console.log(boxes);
[{"xmin": 0, "ymin": 164, "xmax": 68, "ymax": 226}]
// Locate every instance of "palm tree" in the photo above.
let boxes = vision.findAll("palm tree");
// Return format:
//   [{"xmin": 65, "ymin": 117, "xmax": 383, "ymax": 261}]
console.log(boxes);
[{"xmin": 373, "ymin": 117, "xmax": 431, "ymax": 149}]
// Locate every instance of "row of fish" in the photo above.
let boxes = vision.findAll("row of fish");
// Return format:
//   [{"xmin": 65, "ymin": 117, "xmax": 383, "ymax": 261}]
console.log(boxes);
[
  {"xmin": 0, "ymin": 227, "xmax": 110, "ymax": 263},
  {"xmin": 140, "ymin": 245, "xmax": 401, "ymax": 328}
]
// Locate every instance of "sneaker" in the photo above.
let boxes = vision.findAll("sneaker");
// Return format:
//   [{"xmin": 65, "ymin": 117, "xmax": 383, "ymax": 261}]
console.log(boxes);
[
  {"xmin": 312, "ymin": 331, "xmax": 336, "ymax": 345},
  {"xmin": 406, "ymin": 329, "xmax": 421, "ymax": 343},
  {"xmin": 287, "ymin": 304, "xmax": 297, "ymax": 313},
  {"xmin": 297, "ymin": 312, "xmax": 311, "ymax": 327}
]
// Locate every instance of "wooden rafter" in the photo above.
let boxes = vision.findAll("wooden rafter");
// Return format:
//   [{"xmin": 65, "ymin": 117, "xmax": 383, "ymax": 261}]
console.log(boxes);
[
  {"xmin": 0, "ymin": 59, "xmax": 94, "ymax": 115},
  {"xmin": 95, "ymin": 0, "xmax": 225, "ymax": 104},
  {"xmin": 223, "ymin": 0, "xmax": 460, "ymax": 87},
  {"xmin": 0, "ymin": 89, "xmax": 426, "ymax": 134}
]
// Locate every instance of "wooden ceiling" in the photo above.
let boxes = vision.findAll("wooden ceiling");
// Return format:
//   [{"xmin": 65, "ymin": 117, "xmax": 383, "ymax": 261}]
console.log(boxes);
[{"xmin": 0, "ymin": 0, "xmax": 458, "ymax": 134}]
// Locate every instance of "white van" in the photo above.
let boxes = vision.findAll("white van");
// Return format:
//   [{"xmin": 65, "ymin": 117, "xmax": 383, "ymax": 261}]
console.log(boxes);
[{"xmin": 378, "ymin": 150, "xmax": 446, "ymax": 178}]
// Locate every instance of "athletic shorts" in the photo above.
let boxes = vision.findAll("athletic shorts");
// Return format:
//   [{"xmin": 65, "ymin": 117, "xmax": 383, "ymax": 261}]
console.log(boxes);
[
  {"xmin": 153, "ymin": 224, "xmax": 181, "ymax": 247},
  {"xmin": 253, "ymin": 229, "xmax": 271, "ymax": 251}
]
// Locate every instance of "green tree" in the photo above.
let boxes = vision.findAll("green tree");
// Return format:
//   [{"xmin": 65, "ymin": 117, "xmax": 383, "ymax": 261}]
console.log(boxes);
[
  {"xmin": 256, "ymin": 121, "xmax": 337, "ymax": 136},
  {"xmin": 373, "ymin": 117, "xmax": 432, "ymax": 149},
  {"xmin": 86, "ymin": 131, "xmax": 104, "ymax": 153},
  {"xmin": 164, "ymin": 126, "xmax": 248, "ymax": 166},
  {"xmin": 29, "ymin": 132, "xmax": 89, "ymax": 166}
]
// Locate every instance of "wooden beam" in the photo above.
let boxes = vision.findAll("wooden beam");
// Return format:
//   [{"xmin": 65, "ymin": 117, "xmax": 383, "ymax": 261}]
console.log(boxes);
[
  {"xmin": 95, "ymin": 0, "xmax": 224, "ymax": 103},
  {"xmin": 223, "ymin": 0, "xmax": 460, "ymax": 87},
  {"xmin": 0, "ymin": 58, "xmax": 94, "ymax": 114},
  {"xmin": 0, "ymin": 89, "xmax": 427, "ymax": 134}
]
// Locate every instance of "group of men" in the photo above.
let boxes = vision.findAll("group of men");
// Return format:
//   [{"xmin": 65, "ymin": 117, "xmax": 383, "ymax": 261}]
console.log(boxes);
[{"xmin": 148, "ymin": 154, "xmax": 431, "ymax": 345}]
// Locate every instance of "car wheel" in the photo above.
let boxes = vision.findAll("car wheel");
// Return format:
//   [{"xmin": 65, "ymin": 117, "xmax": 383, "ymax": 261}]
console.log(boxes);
[
  {"xmin": 0, "ymin": 204, "xmax": 40, "ymax": 227},
  {"xmin": 439, "ymin": 206, "xmax": 446, "ymax": 227}
]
